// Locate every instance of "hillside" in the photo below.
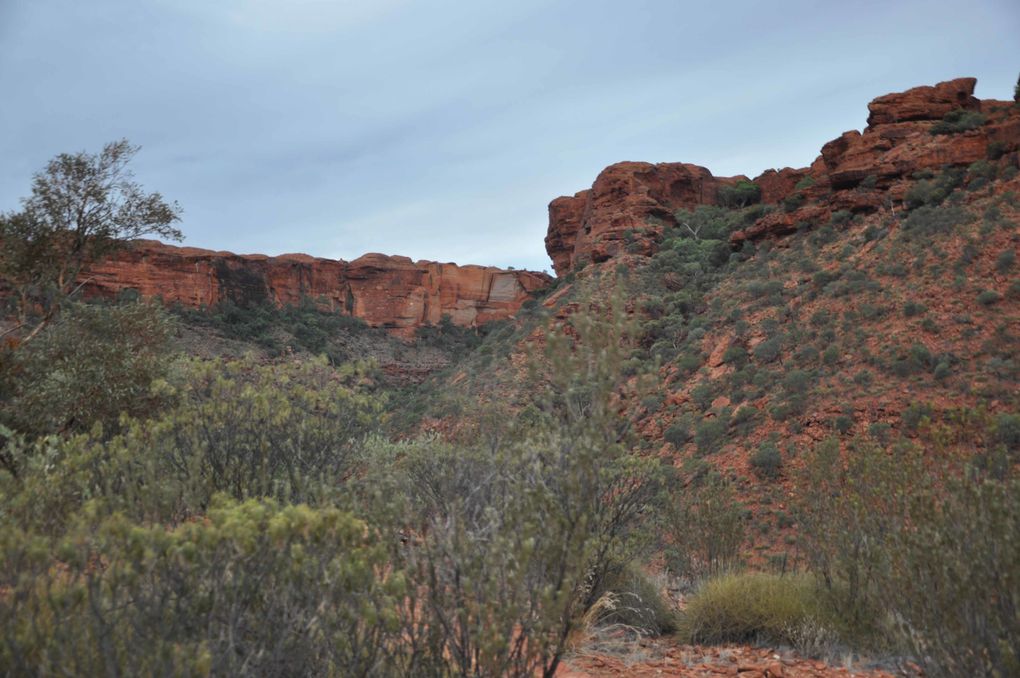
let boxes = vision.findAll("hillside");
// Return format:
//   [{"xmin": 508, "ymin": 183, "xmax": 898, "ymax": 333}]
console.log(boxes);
[
  {"xmin": 2, "ymin": 76, "xmax": 1017, "ymax": 677},
  {"xmin": 407, "ymin": 76, "xmax": 1019, "ymax": 554}
]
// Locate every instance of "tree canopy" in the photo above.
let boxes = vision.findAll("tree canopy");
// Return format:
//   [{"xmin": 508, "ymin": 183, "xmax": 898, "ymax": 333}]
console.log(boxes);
[{"xmin": 0, "ymin": 140, "xmax": 181, "ymax": 342}]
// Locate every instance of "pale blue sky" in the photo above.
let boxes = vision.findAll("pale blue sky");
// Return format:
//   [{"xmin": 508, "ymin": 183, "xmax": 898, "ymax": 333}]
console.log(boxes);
[{"xmin": 1, "ymin": 0, "xmax": 1018, "ymax": 273}]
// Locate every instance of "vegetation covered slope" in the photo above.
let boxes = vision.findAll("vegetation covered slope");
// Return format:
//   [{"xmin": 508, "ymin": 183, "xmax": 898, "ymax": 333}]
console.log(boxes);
[
  {"xmin": 405, "ymin": 159, "xmax": 1020, "ymax": 555},
  {"xmin": 2, "ymin": 83, "xmax": 1019, "ymax": 677}
]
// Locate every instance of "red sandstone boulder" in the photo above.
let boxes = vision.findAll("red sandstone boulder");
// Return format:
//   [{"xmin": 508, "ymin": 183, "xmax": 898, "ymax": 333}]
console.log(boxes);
[
  {"xmin": 752, "ymin": 168, "xmax": 809, "ymax": 205},
  {"xmin": 545, "ymin": 191, "xmax": 588, "ymax": 276},
  {"xmin": 866, "ymin": 77, "xmax": 979, "ymax": 126}
]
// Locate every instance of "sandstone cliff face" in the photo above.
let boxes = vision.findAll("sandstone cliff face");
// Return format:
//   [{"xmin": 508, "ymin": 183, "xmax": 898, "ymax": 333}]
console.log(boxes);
[
  {"xmin": 546, "ymin": 78, "xmax": 1020, "ymax": 271},
  {"xmin": 84, "ymin": 241, "xmax": 551, "ymax": 338},
  {"xmin": 544, "ymin": 162, "xmax": 750, "ymax": 275}
]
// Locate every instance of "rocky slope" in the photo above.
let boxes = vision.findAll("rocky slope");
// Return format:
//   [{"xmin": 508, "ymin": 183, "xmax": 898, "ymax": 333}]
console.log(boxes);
[
  {"xmin": 82, "ymin": 240, "xmax": 551, "ymax": 338},
  {"xmin": 418, "ymin": 75, "xmax": 1019, "ymax": 556},
  {"xmin": 547, "ymin": 78, "xmax": 1019, "ymax": 274}
]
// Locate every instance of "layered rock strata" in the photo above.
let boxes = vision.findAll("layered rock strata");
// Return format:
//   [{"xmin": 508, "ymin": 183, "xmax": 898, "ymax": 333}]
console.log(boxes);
[
  {"xmin": 546, "ymin": 78, "xmax": 1020, "ymax": 273},
  {"xmin": 83, "ymin": 240, "xmax": 551, "ymax": 338}
]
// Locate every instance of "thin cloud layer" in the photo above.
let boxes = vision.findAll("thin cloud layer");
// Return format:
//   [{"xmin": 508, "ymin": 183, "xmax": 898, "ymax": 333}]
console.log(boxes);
[{"xmin": 1, "ymin": 0, "xmax": 1018, "ymax": 272}]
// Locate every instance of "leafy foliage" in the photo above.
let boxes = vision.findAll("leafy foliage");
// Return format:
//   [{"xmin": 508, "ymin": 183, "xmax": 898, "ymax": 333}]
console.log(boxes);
[
  {"xmin": 0, "ymin": 301, "xmax": 176, "ymax": 439},
  {"xmin": 679, "ymin": 573, "xmax": 827, "ymax": 645},
  {"xmin": 717, "ymin": 180, "xmax": 761, "ymax": 208},
  {"xmin": 0, "ymin": 497, "xmax": 401, "ymax": 677},
  {"xmin": 0, "ymin": 140, "xmax": 181, "ymax": 339},
  {"xmin": 663, "ymin": 475, "xmax": 745, "ymax": 581},
  {"xmin": 929, "ymin": 108, "xmax": 987, "ymax": 135}
]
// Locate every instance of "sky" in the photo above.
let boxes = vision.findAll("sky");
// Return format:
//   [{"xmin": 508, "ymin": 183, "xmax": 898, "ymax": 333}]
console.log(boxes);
[{"xmin": 1, "ymin": 1, "xmax": 1018, "ymax": 273}]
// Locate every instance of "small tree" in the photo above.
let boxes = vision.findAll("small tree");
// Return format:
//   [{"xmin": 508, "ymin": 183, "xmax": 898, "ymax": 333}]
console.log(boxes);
[
  {"xmin": 0, "ymin": 140, "xmax": 181, "ymax": 343},
  {"xmin": 717, "ymin": 180, "xmax": 761, "ymax": 209}
]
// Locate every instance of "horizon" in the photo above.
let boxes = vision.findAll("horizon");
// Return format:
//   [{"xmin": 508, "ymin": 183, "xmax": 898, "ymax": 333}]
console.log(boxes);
[{"xmin": 1, "ymin": 0, "xmax": 1018, "ymax": 273}]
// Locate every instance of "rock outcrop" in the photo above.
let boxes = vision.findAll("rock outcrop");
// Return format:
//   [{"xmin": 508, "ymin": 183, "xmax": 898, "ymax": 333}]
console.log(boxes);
[
  {"xmin": 83, "ymin": 240, "xmax": 551, "ymax": 338},
  {"xmin": 544, "ymin": 162, "xmax": 750, "ymax": 275},
  {"xmin": 546, "ymin": 78, "xmax": 1020, "ymax": 272}
]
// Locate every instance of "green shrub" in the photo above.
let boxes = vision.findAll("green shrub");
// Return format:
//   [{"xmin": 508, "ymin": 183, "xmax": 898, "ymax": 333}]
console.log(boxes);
[
  {"xmin": 903, "ymin": 300, "xmax": 927, "ymax": 317},
  {"xmin": 0, "ymin": 497, "xmax": 402, "ymax": 677},
  {"xmin": 996, "ymin": 249, "xmax": 1016, "ymax": 273},
  {"xmin": 795, "ymin": 176, "xmax": 816, "ymax": 191},
  {"xmin": 994, "ymin": 413, "xmax": 1020, "ymax": 453},
  {"xmin": 879, "ymin": 473, "xmax": 1020, "ymax": 677},
  {"xmin": 783, "ymin": 192, "xmax": 806, "ymax": 212},
  {"xmin": 694, "ymin": 417, "xmax": 728, "ymax": 454},
  {"xmin": 679, "ymin": 573, "xmax": 827, "ymax": 645},
  {"xmin": 930, "ymin": 108, "xmax": 987, "ymax": 135},
  {"xmin": 977, "ymin": 289, "xmax": 1002, "ymax": 306},
  {"xmin": 781, "ymin": 369, "xmax": 812, "ymax": 394},
  {"xmin": 664, "ymin": 476, "xmax": 745, "ymax": 581},
  {"xmin": 664, "ymin": 419, "xmax": 691, "ymax": 448},
  {"xmin": 717, "ymin": 180, "xmax": 762, "ymax": 208},
  {"xmin": 722, "ymin": 344, "xmax": 748, "ymax": 366},
  {"xmin": 587, "ymin": 566, "xmax": 677, "ymax": 636},
  {"xmin": 933, "ymin": 361, "xmax": 952, "ymax": 381},
  {"xmin": 750, "ymin": 443, "xmax": 782, "ymax": 479},
  {"xmin": 753, "ymin": 336, "xmax": 783, "ymax": 363},
  {"xmin": 903, "ymin": 171, "xmax": 966, "ymax": 211},
  {"xmin": 833, "ymin": 415, "xmax": 854, "ymax": 434},
  {"xmin": 691, "ymin": 382, "xmax": 716, "ymax": 411},
  {"xmin": 830, "ymin": 209, "xmax": 852, "ymax": 225},
  {"xmin": 730, "ymin": 405, "xmax": 759, "ymax": 436},
  {"xmin": 0, "ymin": 301, "xmax": 176, "ymax": 438}
]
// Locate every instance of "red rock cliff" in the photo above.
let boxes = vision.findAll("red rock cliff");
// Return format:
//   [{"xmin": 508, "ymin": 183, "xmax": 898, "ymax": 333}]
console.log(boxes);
[
  {"xmin": 83, "ymin": 241, "xmax": 551, "ymax": 338},
  {"xmin": 544, "ymin": 162, "xmax": 750, "ymax": 275},
  {"xmin": 546, "ymin": 78, "xmax": 1020, "ymax": 273}
]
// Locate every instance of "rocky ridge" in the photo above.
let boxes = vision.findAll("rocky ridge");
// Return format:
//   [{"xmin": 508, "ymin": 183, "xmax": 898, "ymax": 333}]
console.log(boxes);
[
  {"xmin": 83, "ymin": 240, "xmax": 551, "ymax": 338},
  {"xmin": 546, "ymin": 78, "xmax": 1019, "ymax": 273}
]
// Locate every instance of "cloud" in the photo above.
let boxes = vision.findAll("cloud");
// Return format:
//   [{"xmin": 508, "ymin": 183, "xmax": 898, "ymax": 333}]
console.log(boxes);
[{"xmin": 1, "ymin": 0, "xmax": 1019, "ymax": 271}]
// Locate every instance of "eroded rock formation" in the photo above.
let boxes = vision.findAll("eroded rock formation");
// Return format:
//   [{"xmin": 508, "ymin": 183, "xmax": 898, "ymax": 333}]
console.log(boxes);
[
  {"xmin": 544, "ymin": 162, "xmax": 749, "ymax": 275},
  {"xmin": 546, "ymin": 78, "xmax": 1020, "ymax": 272},
  {"xmin": 83, "ymin": 240, "xmax": 551, "ymax": 338}
]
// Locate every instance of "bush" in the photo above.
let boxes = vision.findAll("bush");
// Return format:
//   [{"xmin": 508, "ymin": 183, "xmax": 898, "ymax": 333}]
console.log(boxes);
[
  {"xmin": 753, "ymin": 336, "xmax": 783, "ymax": 363},
  {"xmin": 795, "ymin": 176, "xmax": 816, "ymax": 191},
  {"xmin": 722, "ymin": 343, "xmax": 748, "ymax": 366},
  {"xmin": 803, "ymin": 434, "xmax": 1020, "ymax": 677},
  {"xmin": 679, "ymin": 573, "xmax": 827, "ymax": 645},
  {"xmin": 750, "ymin": 443, "xmax": 782, "ymax": 479},
  {"xmin": 903, "ymin": 300, "xmax": 927, "ymax": 317},
  {"xmin": 664, "ymin": 418, "xmax": 692, "ymax": 448},
  {"xmin": 830, "ymin": 209, "xmax": 852, "ymax": 225},
  {"xmin": 0, "ymin": 497, "xmax": 402, "ymax": 677},
  {"xmin": 0, "ymin": 296, "xmax": 668, "ymax": 678},
  {"xmin": 901, "ymin": 401, "xmax": 934, "ymax": 433},
  {"xmin": 994, "ymin": 413, "xmax": 1020, "ymax": 453},
  {"xmin": 879, "ymin": 474, "xmax": 1020, "ymax": 677},
  {"xmin": 694, "ymin": 417, "xmax": 728, "ymax": 454},
  {"xmin": 664, "ymin": 476, "xmax": 745, "ymax": 581},
  {"xmin": 930, "ymin": 108, "xmax": 987, "ymax": 135},
  {"xmin": 586, "ymin": 566, "xmax": 677, "ymax": 636},
  {"xmin": 0, "ymin": 301, "xmax": 176, "ymax": 438},
  {"xmin": 977, "ymin": 289, "xmax": 1002, "ymax": 306},
  {"xmin": 717, "ymin": 180, "xmax": 761, "ymax": 208},
  {"xmin": 996, "ymin": 249, "xmax": 1016, "ymax": 273},
  {"xmin": 783, "ymin": 192, "xmax": 806, "ymax": 213},
  {"xmin": 903, "ymin": 170, "xmax": 966, "ymax": 210}
]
